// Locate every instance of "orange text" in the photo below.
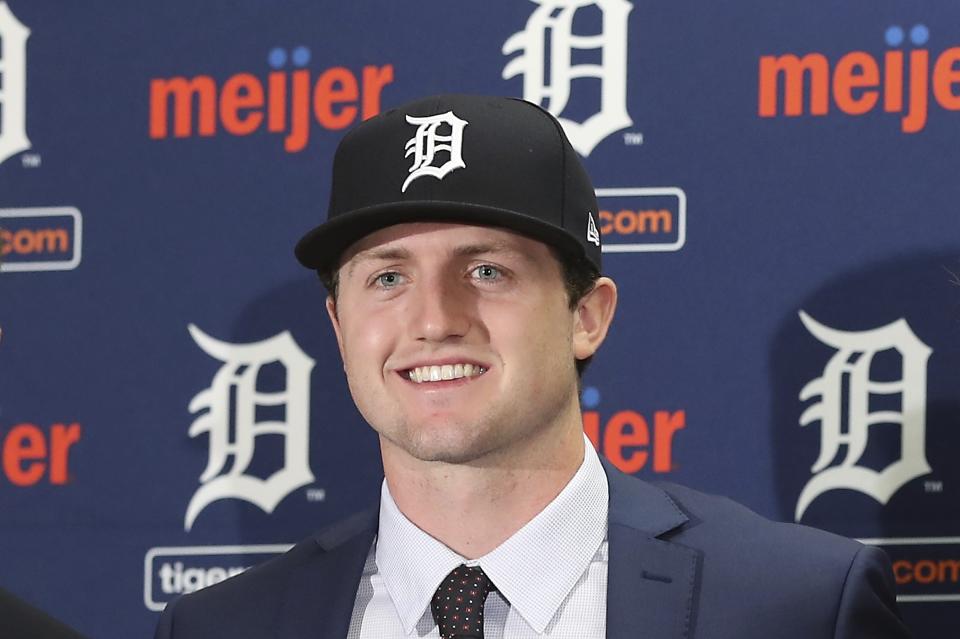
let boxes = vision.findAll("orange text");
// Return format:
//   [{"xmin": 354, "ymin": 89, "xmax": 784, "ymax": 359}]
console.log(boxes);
[
  {"xmin": 759, "ymin": 44, "xmax": 960, "ymax": 133},
  {"xmin": 2, "ymin": 423, "xmax": 81, "ymax": 486},
  {"xmin": 583, "ymin": 410, "xmax": 685, "ymax": 473},
  {"xmin": 599, "ymin": 209, "xmax": 673, "ymax": 235},
  {"xmin": 150, "ymin": 64, "xmax": 394, "ymax": 152},
  {"xmin": 0, "ymin": 228, "xmax": 70, "ymax": 256},
  {"xmin": 894, "ymin": 559, "xmax": 960, "ymax": 585}
]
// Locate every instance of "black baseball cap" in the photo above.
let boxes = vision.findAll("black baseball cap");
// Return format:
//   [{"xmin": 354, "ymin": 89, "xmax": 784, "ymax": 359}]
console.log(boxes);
[{"xmin": 295, "ymin": 94, "xmax": 602, "ymax": 275}]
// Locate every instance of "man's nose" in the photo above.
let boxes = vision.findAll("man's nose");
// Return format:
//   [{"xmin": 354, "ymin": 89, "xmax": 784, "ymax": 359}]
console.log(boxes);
[{"xmin": 408, "ymin": 273, "xmax": 473, "ymax": 342}]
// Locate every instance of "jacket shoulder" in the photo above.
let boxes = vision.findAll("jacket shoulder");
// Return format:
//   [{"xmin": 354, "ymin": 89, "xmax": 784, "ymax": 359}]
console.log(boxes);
[
  {"xmin": 155, "ymin": 509, "xmax": 376, "ymax": 639},
  {"xmin": 647, "ymin": 480, "xmax": 908, "ymax": 637},
  {"xmin": 654, "ymin": 479, "xmax": 862, "ymax": 561},
  {"xmin": 155, "ymin": 537, "xmax": 321, "ymax": 639}
]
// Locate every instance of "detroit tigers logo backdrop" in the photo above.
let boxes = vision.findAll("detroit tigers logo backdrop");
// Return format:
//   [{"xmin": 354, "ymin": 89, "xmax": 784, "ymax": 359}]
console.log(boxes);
[{"xmin": 0, "ymin": 1, "xmax": 957, "ymax": 637}]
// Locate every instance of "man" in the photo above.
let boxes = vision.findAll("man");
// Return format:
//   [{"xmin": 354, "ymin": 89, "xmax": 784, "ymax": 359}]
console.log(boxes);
[{"xmin": 155, "ymin": 94, "xmax": 909, "ymax": 638}]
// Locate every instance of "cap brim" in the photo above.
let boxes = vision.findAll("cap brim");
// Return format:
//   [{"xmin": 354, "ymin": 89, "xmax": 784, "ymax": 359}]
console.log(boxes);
[{"xmin": 295, "ymin": 201, "xmax": 589, "ymax": 273}]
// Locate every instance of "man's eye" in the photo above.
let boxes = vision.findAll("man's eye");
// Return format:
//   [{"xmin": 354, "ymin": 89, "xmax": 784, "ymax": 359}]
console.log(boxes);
[
  {"xmin": 375, "ymin": 272, "xmax": 404, "ymax": 288},
  {"xmin": 471, "ymin": 264, "xmax": 502, "ymax": 281}
]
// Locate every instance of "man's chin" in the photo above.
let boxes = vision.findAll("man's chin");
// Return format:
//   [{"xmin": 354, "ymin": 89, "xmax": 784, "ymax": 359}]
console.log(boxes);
[{"xmin": 382, "ymin": 423, "xmax": 500, "ymax": 465}]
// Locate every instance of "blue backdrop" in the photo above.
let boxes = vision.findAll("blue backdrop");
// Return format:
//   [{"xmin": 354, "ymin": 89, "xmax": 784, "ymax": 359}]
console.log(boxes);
[{"xmin": 1, "ymin": 1, "xmax": 957, "ymax": 637}]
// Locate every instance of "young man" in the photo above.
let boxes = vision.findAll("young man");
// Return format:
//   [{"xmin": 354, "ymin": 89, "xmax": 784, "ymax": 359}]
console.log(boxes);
[{"xmin": 155, "ymin": 94, "xmax": 910, "ymax": 638}]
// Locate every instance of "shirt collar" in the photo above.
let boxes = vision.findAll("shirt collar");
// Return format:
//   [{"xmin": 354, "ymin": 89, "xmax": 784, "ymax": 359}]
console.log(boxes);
[{"xmin": 375, "ymin": 435, "xmax": 609, "ymax": 634}]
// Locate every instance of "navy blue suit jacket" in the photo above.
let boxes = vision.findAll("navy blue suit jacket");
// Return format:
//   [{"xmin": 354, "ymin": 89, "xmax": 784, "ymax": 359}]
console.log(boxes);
[{"xmin": 155, "ymin": 460, "xmax": 910, "ymax": 638}]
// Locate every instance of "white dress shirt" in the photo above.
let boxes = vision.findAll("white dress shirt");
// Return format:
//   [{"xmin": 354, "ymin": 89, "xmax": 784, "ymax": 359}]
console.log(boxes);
[{"xmin": 346, "ymin": 436, "xmax": 609, "ymax": 638}]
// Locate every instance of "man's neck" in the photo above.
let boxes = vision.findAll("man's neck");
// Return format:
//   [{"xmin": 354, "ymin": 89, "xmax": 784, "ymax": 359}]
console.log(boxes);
[{"xmin": 380, "ymin": 415, "xmax": 586, "ymax": 559}]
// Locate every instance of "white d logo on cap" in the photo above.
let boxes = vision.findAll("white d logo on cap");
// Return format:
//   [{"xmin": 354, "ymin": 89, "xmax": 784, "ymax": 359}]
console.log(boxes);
[{"xmin": 402, "ymin": 111, "xmax": 469, "ymax": 193}]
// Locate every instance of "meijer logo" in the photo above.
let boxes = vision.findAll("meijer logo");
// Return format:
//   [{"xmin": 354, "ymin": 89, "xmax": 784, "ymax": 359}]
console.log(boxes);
[
  {"xmin": 1, "ymin": 422, "xmax": 81, "ymax": 486},
  {"xmin": 759, "ymin": 24, "xmax": 959, "ymax": 133},
  {"xmin": 580, "ymin": 386, "xmax": 685, "ymax": 474},
  {"xmin": 0, "ymin": 0, "xmax": 31, "ymax": 166},
  {"xmin": 503, "ymin": 0, "xmax": 633, "ymax": 156},
  {"xmin": 150, "ymin": 46, "xmax": 393, "ymax": 152},
  {"xmin": 796, "ymin": 311, "xmax": 932, "ymax": 521},
  {"xmin": 185, "ymin": 325, "xmax": 315, "ymax": 531}
]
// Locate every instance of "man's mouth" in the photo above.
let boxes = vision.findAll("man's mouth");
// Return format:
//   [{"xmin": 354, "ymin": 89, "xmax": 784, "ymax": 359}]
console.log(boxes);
[{"xmin": 405, "ymin": 363, "xmax": 487, "ymax": 384}]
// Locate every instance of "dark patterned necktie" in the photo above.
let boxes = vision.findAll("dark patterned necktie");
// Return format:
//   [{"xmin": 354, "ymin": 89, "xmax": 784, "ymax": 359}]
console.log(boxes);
[{"xmin": 430, "ymin": 564, "xmax": 497, "ymax": 639}]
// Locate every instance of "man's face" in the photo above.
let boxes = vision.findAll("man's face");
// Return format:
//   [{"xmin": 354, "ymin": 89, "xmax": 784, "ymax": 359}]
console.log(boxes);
[{"xmin": 327, "ymin": 222, "xmax": 583, "ymax": 465}]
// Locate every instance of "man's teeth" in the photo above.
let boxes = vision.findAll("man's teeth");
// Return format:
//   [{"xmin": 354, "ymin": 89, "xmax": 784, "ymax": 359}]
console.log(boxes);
[{"xmin": 407, "ymin": 363, "xmax": 486, "ymax": 383}]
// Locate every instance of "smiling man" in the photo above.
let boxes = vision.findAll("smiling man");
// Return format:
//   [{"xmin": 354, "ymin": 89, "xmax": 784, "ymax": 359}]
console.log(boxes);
[
  {"xmin": 325, "ymin": 221, "xmax": 609, "ymax": 566},
  {"xmin": 155, "ymin": 94, "xmax": 910, "ymax": 638}
]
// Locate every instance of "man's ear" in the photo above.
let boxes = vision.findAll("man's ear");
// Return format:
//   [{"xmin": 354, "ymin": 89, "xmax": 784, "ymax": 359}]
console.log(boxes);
[
  {"xmin": 572, "ymin": 277, "xmax": 618, "ymax": 360},
  {"xmin": 326, "ymin": 295, "xmax": 346, "ymax": 363}
]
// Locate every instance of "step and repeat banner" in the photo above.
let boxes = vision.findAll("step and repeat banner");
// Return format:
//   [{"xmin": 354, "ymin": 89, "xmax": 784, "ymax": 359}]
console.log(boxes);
[{"xmin": 1, "ymin": 1, "xmax": 958, "ymax": 637}]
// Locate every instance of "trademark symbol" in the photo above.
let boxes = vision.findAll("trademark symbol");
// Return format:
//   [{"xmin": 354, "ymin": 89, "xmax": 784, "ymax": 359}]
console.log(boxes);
[
  {"xmin": 622, "ymin": 132, "xmax": 644, "ymax": 146},
  {"xmin": 924, "ymin": 480, "xmax": 943, "ymax": 493},
  {"xmin": 21, "ymin": 153, "xmax": 41, "ymax": 168},
  {"xmin": 305, "ymin": 487, "xmax": 326, "ymax": 502}
]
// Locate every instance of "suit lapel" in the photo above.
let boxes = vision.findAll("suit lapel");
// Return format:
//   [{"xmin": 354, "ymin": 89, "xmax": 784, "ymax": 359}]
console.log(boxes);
[
  {"xmin": 276, "ymin": 510, "xmax": 378, "ymax": 639},
  {"xmin": 603, "ymin": 459, "xmax": 702, "ymax": 639}
]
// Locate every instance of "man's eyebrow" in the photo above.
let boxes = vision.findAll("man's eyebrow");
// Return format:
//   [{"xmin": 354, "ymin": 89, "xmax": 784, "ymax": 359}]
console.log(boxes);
[
  {"xmin": 452, "ymin": 242, "xmax": 525, "ymax": 259},
  {"xmin": 347, "ymin": 246, "xmax": 412, "ymax": 278}
]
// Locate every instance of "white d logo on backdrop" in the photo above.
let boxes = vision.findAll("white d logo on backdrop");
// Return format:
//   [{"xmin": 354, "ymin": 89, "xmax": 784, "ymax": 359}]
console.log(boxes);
[
  {"xmin": 184, "ymin": 325, "xmax": 316, "ymax": 531},
  {"xmin": 795, "ymin": 311, "xmax": 933, "ymax": 521},
  {"xmin": 502, "ymin": 0, "xmax": 633, "ymax": 156},
  {"xmin": 0, "ymin": 1, "xmax": 31, "ymax": 167}
]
